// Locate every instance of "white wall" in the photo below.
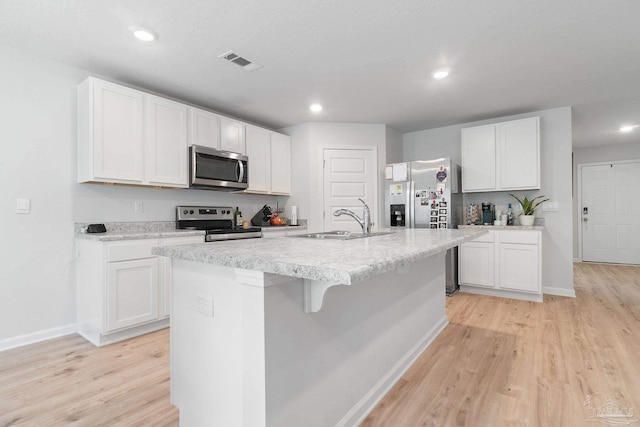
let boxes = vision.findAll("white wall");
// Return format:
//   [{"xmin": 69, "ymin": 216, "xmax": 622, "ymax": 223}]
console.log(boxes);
[
  {"xmin": 403, "ymin": 107, "xmax": 575, "ymax": 297},
  {"xmin": 283, "ymin": 122, "xmax": 395, "ymax": 233},
  {"xmin": 0, "ymin": 45, "xmax": 279, "ymax": 348},
  {"xmin": 572, "ymin": 142, "xmax": 640, "ymax": 258}
]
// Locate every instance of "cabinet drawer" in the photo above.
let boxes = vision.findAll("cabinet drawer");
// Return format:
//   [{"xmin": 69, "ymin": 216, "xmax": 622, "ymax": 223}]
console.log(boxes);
[
  {"xmin": 498, "ymin": 231, "xmax": 539, "ymax": 245},
  {"xmin": 470, "ymin": 230, "xmax": 495, "ymax": 243},
  {"xmin": 107, "ymin": 240, "xmax": 158, "ymax": 262}
]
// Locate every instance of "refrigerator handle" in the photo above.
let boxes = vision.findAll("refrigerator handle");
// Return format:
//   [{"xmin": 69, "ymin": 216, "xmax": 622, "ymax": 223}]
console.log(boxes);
[{"xmin": 409, "ymin": 180, "xmax": 415, "ymax": 228}]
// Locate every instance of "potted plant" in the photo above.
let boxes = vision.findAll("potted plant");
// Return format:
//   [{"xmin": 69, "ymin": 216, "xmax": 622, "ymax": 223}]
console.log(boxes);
[{"xmin": 508, "ymin": 193, "xmax": 548, "ymax": 226}]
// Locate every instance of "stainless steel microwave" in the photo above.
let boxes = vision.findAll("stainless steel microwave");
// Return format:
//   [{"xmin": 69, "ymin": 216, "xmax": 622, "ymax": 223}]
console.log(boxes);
[{"xmin": 189, "ymin": 145, "xmax": 248, "ymax": 191}]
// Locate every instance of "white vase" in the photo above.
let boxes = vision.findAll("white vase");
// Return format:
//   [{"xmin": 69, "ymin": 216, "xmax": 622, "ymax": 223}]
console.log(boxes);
[{"xmin": 519, "ymin": 215, "xmax": 535, "ymax": 226}]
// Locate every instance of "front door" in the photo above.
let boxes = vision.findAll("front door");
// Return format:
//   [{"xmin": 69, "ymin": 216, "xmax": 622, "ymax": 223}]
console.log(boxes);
[
  {"xmin": 323, "ymin": 148, "xmax": 377, "ymax": 232},
  {"xmin": 581, "ymin": 161, "xmax": 640, "ymax": 264}
]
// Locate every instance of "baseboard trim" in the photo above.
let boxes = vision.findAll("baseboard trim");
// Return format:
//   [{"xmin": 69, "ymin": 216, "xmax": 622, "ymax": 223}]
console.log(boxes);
[
  {"xmin": 0, "ymin": 323, "xmax": 77, "ymax": 352},
  {"xmin": 336, "ymin": 316, "xmax": 449, "ymax": 427},
  {"xmin": 543, "ymin": 286, "xmax": 577, "ymax": 298},
  {"xmin": 460, "ymin": 285, "xmax": 543, "ymax": 302}
]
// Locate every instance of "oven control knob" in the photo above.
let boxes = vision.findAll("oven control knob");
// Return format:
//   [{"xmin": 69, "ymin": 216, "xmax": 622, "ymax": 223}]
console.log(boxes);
[
  {"xmin": 190, "ymin": 210, "xmax": 194, "ymax": 214},
  {"xmin": 183, "ymin": 210, "xmax": 188, "ymax": 214}
]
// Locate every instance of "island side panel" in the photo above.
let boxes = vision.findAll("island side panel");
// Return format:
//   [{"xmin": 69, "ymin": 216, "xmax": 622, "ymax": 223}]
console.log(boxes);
[
  {"xmin": 264, "ymin": 253, "xmax": 448, "ymax": 427},
  {"xmin": 169, "ymin": 252, "xmax": 448, "ymax": 427},
  {"xmin": 170, "ymin": 261, "xmax": 246, "ymax": 427}
]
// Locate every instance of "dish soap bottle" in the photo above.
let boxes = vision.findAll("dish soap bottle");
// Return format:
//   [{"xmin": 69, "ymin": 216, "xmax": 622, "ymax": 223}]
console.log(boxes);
[
  {"xmin": 507, "ymin": 204, "xmax": 514, "ymax": 226},
  {"xmin": 233, "ymin": 207, "xmax": 242, "ymax": 227}
]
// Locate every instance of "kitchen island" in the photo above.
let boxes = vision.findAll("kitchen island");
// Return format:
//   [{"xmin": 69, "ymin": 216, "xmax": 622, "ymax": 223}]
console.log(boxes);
[{"xmin": 153, "ymin": 228, "xmax": 485, "ymax": 427}]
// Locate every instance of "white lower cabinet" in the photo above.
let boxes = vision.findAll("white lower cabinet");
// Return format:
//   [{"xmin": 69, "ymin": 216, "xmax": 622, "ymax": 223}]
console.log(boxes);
[
  {"xmin": 459, "ymin": 229, "xmax": 542, "ymax": 301},
  {"xmin": 76, "ymin": 235, "xmax": 203, "ymax": 346},
  {"xmin": 106, "ymin": 258, "xmax": 159, "ymax": 332}
]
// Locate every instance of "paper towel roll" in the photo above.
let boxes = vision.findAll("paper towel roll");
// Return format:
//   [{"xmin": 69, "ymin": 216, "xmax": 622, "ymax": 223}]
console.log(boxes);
[{"xmin": 291, "ymin": 206, "xmax": 298, "ymax": 225}]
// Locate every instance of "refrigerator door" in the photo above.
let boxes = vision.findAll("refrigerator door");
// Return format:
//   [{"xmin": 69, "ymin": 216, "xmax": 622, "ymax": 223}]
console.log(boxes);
[{"xmin": 411, "ymin": 159, "xmax": 453, "ymax": 228}]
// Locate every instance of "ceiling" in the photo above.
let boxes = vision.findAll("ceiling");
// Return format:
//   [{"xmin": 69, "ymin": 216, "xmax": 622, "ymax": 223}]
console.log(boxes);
[{"xmin": 1, "ymin": 0, "xmax": 639, "ymax": 148}]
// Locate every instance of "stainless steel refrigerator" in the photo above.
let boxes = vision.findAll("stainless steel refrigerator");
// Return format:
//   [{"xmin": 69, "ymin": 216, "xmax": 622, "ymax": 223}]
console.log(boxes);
[{"xmin": 384, "ymin": 158, "xmax": 462, "ymax": 295}]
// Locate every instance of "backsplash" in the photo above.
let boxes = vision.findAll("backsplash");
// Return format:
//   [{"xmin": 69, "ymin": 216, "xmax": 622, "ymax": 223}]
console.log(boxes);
[{"xmin": 462, "ymin": 191, "xmax": 548, "ymax": 226}]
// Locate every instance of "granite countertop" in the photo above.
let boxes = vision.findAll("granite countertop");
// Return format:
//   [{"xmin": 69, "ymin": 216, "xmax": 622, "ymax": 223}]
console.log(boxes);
[
  {"xmin": 458, "ymin": 225, "xmax": 544, "ymax": 231},
  {"xmin": 75, "ymin": 221, "xmax": 205, "ymax": 241},
  {"xmin": 152, "ymin": 228, "xmax": 487, "ymax": 285}
]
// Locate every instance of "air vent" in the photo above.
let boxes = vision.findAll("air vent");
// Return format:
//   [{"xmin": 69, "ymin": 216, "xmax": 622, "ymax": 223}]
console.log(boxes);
[{"xmin": 218, "ymin": 51, "xmax": 263, "ymax": 71}]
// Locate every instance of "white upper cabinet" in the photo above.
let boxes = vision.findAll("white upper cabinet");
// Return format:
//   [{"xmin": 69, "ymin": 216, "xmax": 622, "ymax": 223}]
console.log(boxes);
[
  {"xmin": 189, "ymin": 107, "xmax": 220, "ymax": 149},
  {"xmin": 78, "ymin": 77, "xmax": 144, "ymax": 184},
  {"xmin": 245, "ymin": 125, "xmax": 271, "ymax": 193},
  {"xmin": 497, "ymin": 118, "xmax": 540, "ymax": 190},
  {"xmin": 78, "ymin": 77, "xmax": 188, "ymax": 188},
  {"xmin": 461, "ymin": 125, "xmax": 496, "ymax": 192},
  {"xmin": 462, "ymin": 117, "xmax": 540, "ymax": 193},
  {"xmin": 78, "ymin": 77, "xmax": 287, "ymax": 192},
  {"xmin": 145, "ymin": 95, "xmax": 189, "ymax": 187},
  {"xmin": 220, "ymin": 117, "xmax": 246, "ymax": 154},
  {"xmin": 270, "ymin": 132, "xmax": 292, "ymax": 195},
  {"xmin": 244, "ymin": 127, "xmax": 292, "ymax": 196}
]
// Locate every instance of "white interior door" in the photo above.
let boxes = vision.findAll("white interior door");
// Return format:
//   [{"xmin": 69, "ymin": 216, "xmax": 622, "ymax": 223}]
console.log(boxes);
[
  {"xmin": 581, "ymin": 161, "xmax": 640, "ymax": 264},
  {"xmin": 323, "ymin": 148, "xmax": 377, "ymax": 232}
]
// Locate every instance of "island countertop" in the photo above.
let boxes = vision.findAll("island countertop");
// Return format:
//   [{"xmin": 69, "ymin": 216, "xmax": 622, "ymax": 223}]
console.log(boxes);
[{"xmin": 153, "ymin": 228, "xmax": 487, "ymax": 285}]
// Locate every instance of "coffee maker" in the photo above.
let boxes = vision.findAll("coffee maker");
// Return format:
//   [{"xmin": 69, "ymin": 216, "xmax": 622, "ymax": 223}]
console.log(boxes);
[{"xmin": 481, "ymin": 203, "xmax": 494, "ymax": 225}]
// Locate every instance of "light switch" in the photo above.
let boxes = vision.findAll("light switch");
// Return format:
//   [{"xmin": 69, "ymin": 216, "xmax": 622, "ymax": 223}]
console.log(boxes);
[
  {"xmin": 542, "ymin": 201, "xmax": 559, "ymax": 212},
  {"xmin": 16, "ymin": 198, "xmax": 30, "ymax": 214}
]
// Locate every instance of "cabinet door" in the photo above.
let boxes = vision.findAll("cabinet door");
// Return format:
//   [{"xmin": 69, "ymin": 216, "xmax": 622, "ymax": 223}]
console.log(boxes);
[
  {"xmin": 189, "ymin": 107, "xmax": 220, "ymax": 149},
  {"xmin": 145, "ymin": 95, "xmax": 189, "ymax": 187},
  {"xmin": 245, "ymin": 125, "xmax": 270, "ymax": 193},
  {"xmin": 220, "ymin": 117, "xmax": 246, "ymax": 154},
  {"xmin": 106, "ymin": 258, "xmax": 159, "ymax": 332},
  {"xmin": 497, "ymin": 117, "xmax": 540, "ymax": 190},
  {"xmin": 270, "ymin": 132, "xmax": 292, "ymax": 195},
  {"xmin": 497, "ymin": 243, "xmax": 540, "ymax": 292},
  {"xmin": 461, "ymin": 125, "xmax": 496, "ymax": 192},
  {"xmin": 459, "ymin": 241, "xmax": 495, "ymax": 287},
  {"xmin": 92, "ymin": 79, "xmax": 144, "ymax": 182}
]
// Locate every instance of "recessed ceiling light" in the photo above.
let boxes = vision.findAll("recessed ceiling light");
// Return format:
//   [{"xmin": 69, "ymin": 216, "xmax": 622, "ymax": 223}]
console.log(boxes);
[
  {"xmin": 432, "ymin": 68, "xmax": 450, "ymax": 79},
  {"xmin": 131, "ymin": 27, "xmax": 157, "ymax": 42},
  {"xmin": 619, "ymin": 125, "xmax": 638, "ymax": 133},
  {"xmin": 309, "ymin": 103, "xmax": 323, "ymax": 113}
]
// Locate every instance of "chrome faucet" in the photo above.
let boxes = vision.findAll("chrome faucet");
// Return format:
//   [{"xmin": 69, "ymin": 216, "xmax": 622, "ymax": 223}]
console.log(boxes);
[{"xmin": 333, "ymin": 198, "xmax": 372, "ymax": 235}]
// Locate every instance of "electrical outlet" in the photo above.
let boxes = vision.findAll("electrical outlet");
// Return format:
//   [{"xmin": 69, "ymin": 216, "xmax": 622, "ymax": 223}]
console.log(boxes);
[
  {"xmin": 197, "ymin": 295, "xmax": 214, "ymax": 317},
  {"xmin": 134, "ymin": 201, "xmax": 143, "ymax": 213},
  {"xmin": 16, "ymin": 198, "xmax": 30, "ymax": 214}
]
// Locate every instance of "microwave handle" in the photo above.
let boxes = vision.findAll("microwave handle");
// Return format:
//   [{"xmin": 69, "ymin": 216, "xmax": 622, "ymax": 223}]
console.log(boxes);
[{"xmin": 237, "ymin": 160, "xmax": 245, "ymax": 183}]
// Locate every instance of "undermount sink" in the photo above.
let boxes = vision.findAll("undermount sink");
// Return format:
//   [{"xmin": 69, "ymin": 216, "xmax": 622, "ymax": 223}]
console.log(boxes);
[{"xmin": 290, "ymin": 231, "xmax": 394, "ymax": 240}]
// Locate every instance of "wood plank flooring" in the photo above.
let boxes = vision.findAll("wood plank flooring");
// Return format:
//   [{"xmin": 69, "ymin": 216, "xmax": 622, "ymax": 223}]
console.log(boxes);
[
  {"xmin": 1, "ymin": 262, "xmax": 639, "ymax": 426},
  {"xmin": 0, "ymin": 328, "xmax": 178, "ymax": 426},
  {"xmin": 363, "ymin": 262, "xmax": 640, "ymax": 426}
]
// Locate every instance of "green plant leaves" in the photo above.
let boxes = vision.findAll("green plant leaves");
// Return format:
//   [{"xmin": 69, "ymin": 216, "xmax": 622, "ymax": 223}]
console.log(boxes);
[{"xmin": 508, "ymin": 193, "xmax": 549, "ymax": 216}]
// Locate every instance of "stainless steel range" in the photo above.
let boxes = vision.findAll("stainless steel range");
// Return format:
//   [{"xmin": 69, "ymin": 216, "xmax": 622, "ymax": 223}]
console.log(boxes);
[{"xmin": 176, "ymin": 206, "xmax": 262, "ymax": 242}]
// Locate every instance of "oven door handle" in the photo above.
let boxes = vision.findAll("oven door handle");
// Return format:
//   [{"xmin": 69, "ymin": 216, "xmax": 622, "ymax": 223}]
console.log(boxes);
[{"xmin": 237, "ymin": 160, "xmax": 245, "ymax": 183}]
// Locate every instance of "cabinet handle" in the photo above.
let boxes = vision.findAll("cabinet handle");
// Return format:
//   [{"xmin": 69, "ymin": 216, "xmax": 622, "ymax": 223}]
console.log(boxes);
[{"xmin": 237, "ymin": 160, "xmax": 245, "ymax": 183}]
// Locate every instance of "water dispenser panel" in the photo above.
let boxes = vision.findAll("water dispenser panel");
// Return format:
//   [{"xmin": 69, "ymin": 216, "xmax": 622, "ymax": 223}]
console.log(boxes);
[{"xmin": 390, "ymin": 204, "xmax": 406, "ymax": 227}]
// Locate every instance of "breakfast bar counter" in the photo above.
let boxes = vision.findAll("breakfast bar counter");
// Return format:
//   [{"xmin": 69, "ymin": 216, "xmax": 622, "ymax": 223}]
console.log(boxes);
[{"xmin": 153, "ymin": 228, "xmax": 486, "ymax": 427}]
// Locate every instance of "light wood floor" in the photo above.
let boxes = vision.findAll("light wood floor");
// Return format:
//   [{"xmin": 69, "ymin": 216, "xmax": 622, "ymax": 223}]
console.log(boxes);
[
  {"xmin": 1, "ymin": 262, "xmax": 639, "ymax": 426},
  {"xmin": 363, "ymin": 262, "xmax": 640, "ymax": 426},
  {"xmin": 0, "ymin": 328, "xmax": 178, "ymax": 427}
]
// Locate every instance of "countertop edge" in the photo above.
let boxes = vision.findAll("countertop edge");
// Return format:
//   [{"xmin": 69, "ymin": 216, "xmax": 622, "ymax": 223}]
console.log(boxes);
[
  {"xmin": 152, "ymin": 229, "xmax": 487, "ymax": 285},
  {"xmin": 76, "ymin": 230, "xmax": 206, "ymax": 241}
]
